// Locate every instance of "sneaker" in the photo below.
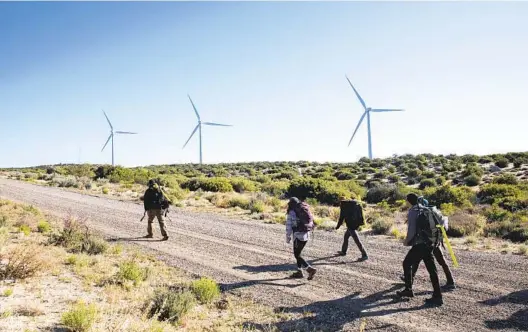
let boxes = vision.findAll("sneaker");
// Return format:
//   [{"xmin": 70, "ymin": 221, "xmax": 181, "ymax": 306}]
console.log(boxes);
[
  {"xmin": 425, "ymin": 297, "xmax": 443, "ymax": 306},
  {"xmin": 337, "ymin": 251, "xmax": 346, "ymax": 256},
  {"xmin": 306, "ymin": 267, "xmax": 317, "ymax": 280},
  {"xmin": 441, "ymin": 283, "xmax": 456, "ymax": 291},
  {"xmin": 289, "ymin": 270, "xmax": 304, "ymax": 279},
  {"xmin": 396, "ymin": 289, "xmax": 415, "ymax": 298}
]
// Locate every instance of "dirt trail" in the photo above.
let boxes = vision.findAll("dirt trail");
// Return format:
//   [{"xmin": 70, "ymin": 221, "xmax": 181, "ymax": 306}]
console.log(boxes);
[{"xmin": 1, "ymin": 178, "xmax": 527, "ymax": 331}]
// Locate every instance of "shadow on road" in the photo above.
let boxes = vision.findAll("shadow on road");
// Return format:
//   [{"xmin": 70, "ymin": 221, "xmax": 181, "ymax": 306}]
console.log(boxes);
[
  {"xmin": 480, "ymin": 289, "xmax": 528, "ymax": 330},
  {"xmin": 107, "ymin": 236, "xmax": 164, "ymax": 243},
  {"xmin": 241, "ymin": 284, "xmax": 431, "ymax": 331},
  {"xmin": 233, "ymin": 255, "xmax": 363, "ymax": 274},
  {"xmin": 219, "ymin": 277, "xmax": 303, "ymax": 292}
]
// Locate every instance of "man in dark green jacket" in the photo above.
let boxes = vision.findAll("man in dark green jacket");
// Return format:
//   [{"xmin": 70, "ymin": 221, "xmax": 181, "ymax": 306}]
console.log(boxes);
[{"xmin": 143, "ymin": 179, "xmax": 169, "ymax": 240}]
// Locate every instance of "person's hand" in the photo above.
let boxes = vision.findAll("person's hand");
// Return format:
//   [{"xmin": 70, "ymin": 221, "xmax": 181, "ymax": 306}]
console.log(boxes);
[{"xmin": 286, "ymin": 235, "xmax": 291, "ymax": 244}]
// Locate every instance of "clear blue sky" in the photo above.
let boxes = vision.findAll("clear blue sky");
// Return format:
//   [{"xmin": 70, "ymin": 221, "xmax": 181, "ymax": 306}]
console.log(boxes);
[{"xmin": 1, "ymin": 2, "xmax": 527, "ymax": 167}]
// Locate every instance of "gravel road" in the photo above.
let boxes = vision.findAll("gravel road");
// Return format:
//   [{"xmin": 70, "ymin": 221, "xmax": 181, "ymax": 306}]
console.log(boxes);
[{"xmin": 1, "ymin": 178, "xmax": 527, "ymax": 332}]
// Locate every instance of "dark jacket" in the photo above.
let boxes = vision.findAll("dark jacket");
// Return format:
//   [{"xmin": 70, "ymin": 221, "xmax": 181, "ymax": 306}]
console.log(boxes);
[
  {"xmin": 336, "ymin": 200, "xmax": 365, "ymax": 230},
  {"xmin": 143, "ymin": 187, "xmax": 164, "ymax": 210}
]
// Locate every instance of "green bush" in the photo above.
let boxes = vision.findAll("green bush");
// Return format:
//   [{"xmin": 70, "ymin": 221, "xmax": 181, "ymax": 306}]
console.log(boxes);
[
  {"xmin": 61, "ymin": 301, "xmax": 98, "ymax": 332},
  {"xmin": 365, "ymin": 184, "xmax": 412, "ymax": 205},
  {"xmin": 116, "ymin": 260, "xmax": 148, "ymax": 286},
  {"xmin": 19, "ymin": 224, "xmax": 31, "ymax": 236},
  {"xmin": 513, "ymin": 158, "xmax": 525, "ymax": 169},
  {"xmin": 419, "ymin": 178, "xmax": 436, "ymax": 190},
  {"xmin": 495, "ymin": 158, "xmax": 509, "ymax": 169},
  {"xmin": 181, "ymin": 177, "xmax": 233, "ymax": 193},
  {"xmin": 436, "ymin": 176, "xmax": 446, "ymax": 185},
  {"xmin": 82, "ymin": 235, "xmax": 108, "ymax": 255},
  {"xmin": 485, "ymin": 220, "xmax": 528, "ymax": 243},
  {"xmin": 287, "ymin": 178, "xmax": 353, "ymax": 206},
  {"xmin": 424, "ymin": 185, "xmax": 475, "ymax": 207},
  {"xmin": 147, "ymin": 288, "xmax": 196, "ymax": 325},
  {"xmin": 37, "ymin": 220, "xmax": 51, "ymax": 233},
  {"xmin": 492, "ymin": 174, "xmax": 519, "ymax": 185},
  {"xmin": 483, "ymin": 205, "xmax": 512, "ymax": 222},
  {"xmin": 477, "ymin": 184, "xmax": 527, "ymax": 205},
  {"xmin": 228, "ymin": 197, "xmax": 250, "ymax": 210},
  {"xmin": 248, "ymin": 199, "xmax": 266, "ymax": 214},
  {"xmin": 369, "ymin": 214, "xmax": 394, "ymax": 235},
  {"xmin": 440, "ymin": 203, "xmax": 456, "ymax": 216},
  {"xmin": 464, "ymin": 174, "xmax": 481, "ymax": 187},
  {"xmin": 461, "ymin": 164, "xmax": 484, "ymax": 178},
  {"xmin": 261, "ymin": 181, "xmax": 289, "ymax": 198},
  {"xmin": 229, "ymin": 178, "xmax": 258, "ymax": 193},
  {"xmin": 191, "ymin": 277, "xmax": 220, "ymax": 304},
  {"xmin": 334, "ymin": 171, "xmax": 355, "ymax": 180}
]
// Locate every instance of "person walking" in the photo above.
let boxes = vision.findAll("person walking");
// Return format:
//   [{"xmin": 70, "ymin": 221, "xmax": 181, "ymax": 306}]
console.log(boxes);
[
  {"xmin": 142, "ymin": 179, "xmax": 169, "ymax": 241},
  {"xmin": 285, "ymin": 197, "xmax": 317, "ymax": 280},
  {"xmin": 336, "ymin": 198, "xmax": 368, "ymax": 261},
  {"xmin": 397, "ymin": 193, "xmax": 443, "ymax": 306}
]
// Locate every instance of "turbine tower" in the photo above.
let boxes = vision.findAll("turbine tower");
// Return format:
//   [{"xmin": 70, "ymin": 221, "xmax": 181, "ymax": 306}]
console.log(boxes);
[
  {"xmin": 182, "ymin": 95, "xmax": 232, "ymax": 164},
  {"xmin": 101, "ymin": 110, "xmax": 137, "ymax": 166},
  {"xmin": 346, "ymin": 76, "xmax": 404, "ymax": 159}
]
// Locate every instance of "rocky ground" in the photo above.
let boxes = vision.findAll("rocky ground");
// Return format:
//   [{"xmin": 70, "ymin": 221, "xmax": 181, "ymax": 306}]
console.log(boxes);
[{"xmin": 1, "ymin": 178, "xmax": 527, "ymax": 332}]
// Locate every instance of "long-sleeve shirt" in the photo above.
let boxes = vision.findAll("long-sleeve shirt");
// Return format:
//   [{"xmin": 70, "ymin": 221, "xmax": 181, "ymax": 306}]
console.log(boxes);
[
  {"xmin": 286, "ymin": 210, "xmax": 310, "ymax": 242},
  {"xmin": 404, "ymin": 204, "xmax": 425, "ymax": 246}
]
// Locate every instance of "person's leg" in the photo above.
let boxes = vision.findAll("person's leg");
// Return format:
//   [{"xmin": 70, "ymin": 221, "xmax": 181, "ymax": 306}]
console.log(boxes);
[
  {"xmin": 350, "ymin": 229, "xmax": 368, "ymax": 259},
  {"xmin": 434, "ymin": 246, "xmax": 456, "ymax": 289},
  {"xmin": 423, "ymin": 245, "xmax": 443, "ymax": 305},
  {"xmin": 294, "ymin": 239, "xmax": 309, "ymax": 269},
  {"xmin": 155, "ymin": 209, "xmax": 168, "ymax": 239},
  {"xmin": 339, "ymin": 229, "xmax": 351, "ymax": 255},
  {"xmin": 146, "ymin": 210, "xmax": 155, "ymax": 237},
  {"xmin": 398, "ymin": 245, "xmax": 422, "ymax": 297}
]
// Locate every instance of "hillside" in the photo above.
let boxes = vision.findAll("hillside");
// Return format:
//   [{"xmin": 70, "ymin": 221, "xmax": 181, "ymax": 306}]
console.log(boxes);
[{"xmin": 2, "ymin": 152, "xmax": 528, "ymax": 244}]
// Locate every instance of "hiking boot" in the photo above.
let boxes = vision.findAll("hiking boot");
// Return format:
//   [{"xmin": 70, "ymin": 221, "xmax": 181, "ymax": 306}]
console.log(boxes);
[
  {"xmin": 289, "ymin": 270, "xmax": 304, "ymax": 279},
  {"xmin": 337, "ymin": 251, "xmax": 347, "ymax": 256},
  {"xmin": 425, "ymin": 297, "xmax": 443, "ymax": 306},
  {"xmin": 400, "ymin": 275, "xmax": 406, "ymax": 282},
  {"xmin": 306, "ymin": 267, "xmax": 317, "ymax": 280},
  {"xmin": 441, "ymin": 283, "xmax": 456, "ymax": 291},
  {"xmin": 357, "ymin": 255, "xmax": 368, "ymax": 262},
  {"xmin": 144, "ymin": 234, "xmax": 153, "ymax": 238},
  {"xmin": 396, "ymin": 289, "xmax": 415, "ymax": 298},
  {"xmin": 162, "ymin": 236, "xmax": 169, "ymax": 241}
]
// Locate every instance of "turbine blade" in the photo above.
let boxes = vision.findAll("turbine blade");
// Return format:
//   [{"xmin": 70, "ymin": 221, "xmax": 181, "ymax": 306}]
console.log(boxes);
[
  {"xmin": 371, "ymin": 109, "xmax": 405, "ymax": 113},
  {"xmin": 115, "ymin": 131, "xmax": 138, "ymax": 134},
  {"xmin": 187, "ymin": 95, "xmax": 201, "ymax": 121},
  {"xmin": 348, "ymin": 112, "xmax": 367, "ymax": 147},
  {"xmin": 102, "ymin": 110, "xmax": 113, "ymax": 130},
  {"xmin": 345, "ymin": 75, "xmax": 367, "ymax": 110},
  {"xmin": 202, "ymin": 122, "xmax": 232, "ymax": 127},
  {"xmin": 101, "ymin": 134, "xmax": 112, "ymax": 152},
  {"xmin": 182, "ymin": 124, "xmax": 199, "ymax": 149}
]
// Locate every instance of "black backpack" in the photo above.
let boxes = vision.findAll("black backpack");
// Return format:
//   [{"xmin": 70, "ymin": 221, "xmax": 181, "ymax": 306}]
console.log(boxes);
[{"xmin": 415, "ymin": 206, "xmax": 442, "ymax": 247}]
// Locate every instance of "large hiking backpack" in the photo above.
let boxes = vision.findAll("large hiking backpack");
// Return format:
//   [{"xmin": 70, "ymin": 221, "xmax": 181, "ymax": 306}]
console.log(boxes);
[
  {"xmin": 340, "ymin": 200, "xmax": 365, "ymax": 229},
  {"xmin": 293, "ymin": 202, "xmax": 314, "ymax": 233},
  {"xmin": 415, "ymin": 205, "xmax": 442, "ymax": 247}
]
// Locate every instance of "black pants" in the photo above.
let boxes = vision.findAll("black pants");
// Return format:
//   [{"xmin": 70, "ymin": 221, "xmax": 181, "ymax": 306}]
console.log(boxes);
[
  {"xmin": 403, "ymin": 243, "xmax": 442, "ymax": 298},
  {"xmin": 412, "ymin": 246, "xmax": 454, "ymax": 284},
  {"xmin": 341, "ymin": 228, "xmax": 367, "ymax": 256},
  {"xmin": 294, "ymin": 239, "xmax": 309, "ymax": 269}
]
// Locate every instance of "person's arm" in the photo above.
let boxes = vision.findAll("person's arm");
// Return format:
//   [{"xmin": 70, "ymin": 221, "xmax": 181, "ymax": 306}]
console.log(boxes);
[
  {"xmin": 143, "ymin": 190, "xmax": 150, "ymax": 210},
  {"xmin": 336, "ymin": 209, "xmax": 345, "ymax": 230},
  {"xmin": 285, "ymin": 211, "xmax": 294, "ymax": 243},
  {"xmin": 403, "ymin": 208, "xmax": 417, "ymax": 246}
]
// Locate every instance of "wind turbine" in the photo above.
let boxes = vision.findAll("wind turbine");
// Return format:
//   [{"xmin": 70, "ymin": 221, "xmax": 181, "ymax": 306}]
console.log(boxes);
[
  {"xmin": 182, "ymin": 95, "xmax": 232, "ymax": 164},
  {"xmin": 346, "ymin": 76, "xmax": 404, "ymax": 160},
  {"xmin": 101, "ymin": 110, "xmax": 138, "ymax": 166}
]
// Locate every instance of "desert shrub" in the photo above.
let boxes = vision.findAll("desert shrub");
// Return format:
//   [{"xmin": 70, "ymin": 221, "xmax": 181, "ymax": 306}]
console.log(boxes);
[
  {"xmin": 483, "ymin": 205, "xmax": 512, "ymax": 222},
  {"xmin": 495, "ymin": 158, "xmax": 509, "ymax": 169},
  {"xmin": 388, "ymin": 174, "xmax": 400, "ymax": 183},
  {"xmin": 492, "ymin": 174, "xmax": 519, "ymax": 185},
  {"xmin": 271, "ymin": 170, "xmax": 299, "ymax": 181},
  {"xmin": 477, "ymin": 184, "xmax": 527, "ymax": 205},
  {"xmin": 406, "ymin": 169, "xmax": 422, "ymax": 178},
  {"xmin": 116, "ymin": 260, "xmax": 148, "ymax": 286},
  {"xmin": 334, "ymin": 171, "xmax": 355, "ymax": 180},
  {"xmin": 0, "ymin": 244, "xmax": 47, "ymax": 280},
  {"xmin": 498, "ymin": 196, "xmax": 528, "ymax": 212},
  {"xmin": 478, "ymin": 156, "xmax": 495, "ymax": 164},
  {"xmin": 461, "ymin": 164, "xmax": 484, "ymax": 178},
  {"xmin": 369, "ymin": 214, "xmax": 394, "ymax": 235},
  {"xmin": 424, "ymin": 185, "xmax": 475, "ymax": 207},
  {"xmin": 261, "ymin": 181, "xmax": 289, "ymax": 197},
  {"xmin": 19, "ymin": 224, "xmax": 31, "ymax": 236},
  {"xmin": 287, "ymin": 178, "xmax": 354, "ymax": 206},
  {"xmin": 248, "ymin": 199, "xmax": 266, "ymax": 214},
  {"xmin": 61, "ymin": 301, "xmax": 98, "ymax": 332},
  {"xmin": 102, "ymin": 187, "xmax": 109, "ymax": 195},
  {"xmin": 37, "ymin": 220, "xmax": 51, "ymax": 233},
  {"xmin": 513, "ymin": 158, "xmax": 525, "ymax": 169},
  {"xmin": 181, "ymin": 177, "xmax": 233, "ymax": 193},
  {"xmin": 146, "ymin": 288, "xmax": 196, "ymax": 324},
  {"xmin": 464, "ymin": 174, "xmax": 481, "ymax": 187},
  {"xmin": 228, "ymin": 196, "xmax": 250, "ymax": 210},
  {"xmin": 229, "ymin": 178, "xmax": 258, "ymax": 193},
  {"xmin": 440, "ymin": 203, "xmax": 456, "ymax": 216},
  {"xmin": 419, "ymin": 178, "xmax": 436, "ymax": 190},
  {"xmin": 446, "ymin": 211, "xmax": 484, "ymax": 237},
  {"xmin": 49, "ymin": 218, "xmax": 107, "ymax": 255},
  {"xmin": 191, "ymin": 277, "xmax": 220, "ymax": 304},
  {"xmin": 365, "ymin": 184, "xmax": 412, "ymax": 205},
  {"xmin": 422, "ymin": 171, "xmax": 436, "ymax": 179},
  {"xmin": 373, "ymin": 172, "xmax": 387, "ymax": 180},
  {"xmin": 82, "ymin": 235, "xmax": 108, "ymax": 255},
  {"xmin": 436, "ymin": 176, "xmax": 446, "ymax": 185},
  {"xmin": 485, "ymin": 220, "xmax": 528, "ymax": 243}
]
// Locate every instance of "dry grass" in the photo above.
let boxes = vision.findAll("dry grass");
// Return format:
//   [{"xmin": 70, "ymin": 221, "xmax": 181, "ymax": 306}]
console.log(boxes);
[{"xmin": 0, "ymin": 243, "xmax": 48, "ymax": 280}]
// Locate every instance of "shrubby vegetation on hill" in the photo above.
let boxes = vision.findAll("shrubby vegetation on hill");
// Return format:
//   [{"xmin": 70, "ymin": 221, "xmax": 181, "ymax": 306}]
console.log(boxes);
[{"xmin": 3, "ymin": 152, "xmax": 528, "ymax": 243}]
